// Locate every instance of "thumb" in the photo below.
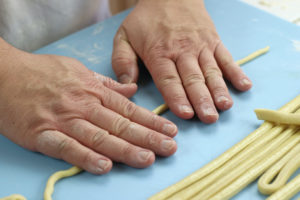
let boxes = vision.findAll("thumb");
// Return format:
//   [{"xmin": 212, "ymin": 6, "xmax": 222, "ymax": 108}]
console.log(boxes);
[
  {"xmin": 93, "ymin": 72, "xmax": 137, "ymax": 98},
  {"xmin": 112, "ymin": 27, "xmax": 139, "ymax": 84}
]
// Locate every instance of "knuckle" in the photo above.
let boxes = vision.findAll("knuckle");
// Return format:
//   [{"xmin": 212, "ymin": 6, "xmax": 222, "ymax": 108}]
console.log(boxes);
[
  {"xmin": 219, "ymin": 56, "xmax": 233, "ymax": 69},
  {"xmin": 166, "ymin": 93, "xmax": 186, "ymax": 103},
  {"xmin": 158, "ymin": 74, "xmax": 181, "ymax": 88},
  {"xmin": 183, "ymin": 73, "xmax": 205, "ymax": 88},
  {"xmin": 113, "ymin": 116, "xmax": 131, "ymax": 136},
  {"xmin": 173, "ymin": 36, "xmax": 195, "ymax": 51},
  {"xmin": 87, "ymin": 103, "xmax": 102, "ymax": 119},
  {"xmin": 150, "ymin": 114, "xmax": 160, "ymax": 130},
  {"xmin": 144, "ymin": 131, "xmax": 156, "ymax": 147},
  {"xmin": 121, "ymin": 144, "xmax": 133, "ymax": 162},
  {"xmin": 100, "ymin": 90, "xmax": 112, "ymax": 106},
  {"xmin": 123, "ymin": 101, "xmax": 138, "ymax": 118},
  {"xmin": 57, "ymin": 138, "xmax": 72, "ymax": 157},
  {"xmin": 212, "ymin": 86, "xmax": 227, "ymax": 96},
  {"xmin": 81, "ymin": 150, "xmax": 94, "ymax": 167},
  {"xmin": 91, "ymin": 130, "xmax": 109, "ymax": 148},
  {"xmin": 104, "ymin": 77, "xmax": 118, "ymax": 88},
  {"xmin": 204, "ymin": 67, "xmax": 222, "ymax": 81},
  {"xmin": 112, "ymin": 56, "xmax": 136, "ymax": 68},
  {"xmin": 145, "ymin": 43, "xmax": 167, "ymax": 60}
]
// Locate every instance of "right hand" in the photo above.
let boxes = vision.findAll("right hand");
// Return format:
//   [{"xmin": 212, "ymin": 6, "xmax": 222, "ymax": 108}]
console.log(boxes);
[
  {"xmin": 0, "ymin": 41, "xmax": 178, "ymax": 174},
  {"xmin": 112, "ymin": 0, "xmax": 252, "ymax": 123}
]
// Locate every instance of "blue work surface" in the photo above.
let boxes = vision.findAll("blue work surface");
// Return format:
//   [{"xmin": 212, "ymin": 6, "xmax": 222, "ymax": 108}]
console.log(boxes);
[{"xmin": 1, "ymin": 0, "xmax": 300, "ymax": 199}]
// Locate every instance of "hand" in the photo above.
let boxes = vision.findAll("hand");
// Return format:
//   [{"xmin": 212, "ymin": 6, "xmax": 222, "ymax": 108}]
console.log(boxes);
[
  {"xmin": 0, "ymin": 42, "xmax": 177, "ymax": 174},
  {"xmin": 112, "ymin": 0, "xmax": 252, "ymax": 123}
]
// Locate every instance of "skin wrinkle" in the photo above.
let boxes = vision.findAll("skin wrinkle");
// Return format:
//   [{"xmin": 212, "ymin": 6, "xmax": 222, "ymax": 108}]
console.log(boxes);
[
  {"xmin": 112, "ymin": 116, "xmax": 131, "ymax": 137},
  {"xmin": 90, "ymin": 129, "xmax": 109, "ymax": 149},
  {"xmin": 123, "ymin": 100, "xmax": 138, "ymax": 119}
]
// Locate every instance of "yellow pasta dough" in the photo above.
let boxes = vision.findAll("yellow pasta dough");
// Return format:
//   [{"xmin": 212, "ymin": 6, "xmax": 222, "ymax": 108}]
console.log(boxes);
[
  {"xmin": 44, "ymin": 166, "xmax": 82, "ymax": 200},
  {"xmin": 255, "ymin": 108, "xmax": 300, "ymax": 125},
  {"xmin": 150, "ymin": 94, "xmax": 300, "ymax": 200},
  {"xmin": 258, "ymin": 143, "xmax": 300, "ymax": 195},
  {"xmin": 0, "ymin": 194, "xmax": 26, "ymax": 200}
]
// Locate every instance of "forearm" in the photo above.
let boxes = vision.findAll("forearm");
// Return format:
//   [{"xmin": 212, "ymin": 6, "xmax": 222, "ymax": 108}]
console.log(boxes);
[{"xmin": 137, "ymin": 0, "xmax": 205, "ymax": 8}]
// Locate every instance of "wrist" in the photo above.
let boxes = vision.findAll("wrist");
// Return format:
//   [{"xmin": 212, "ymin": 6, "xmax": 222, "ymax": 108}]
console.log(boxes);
[{"xmin": 0, "ymin": 38, "xmax": 23, "ymax": 86}]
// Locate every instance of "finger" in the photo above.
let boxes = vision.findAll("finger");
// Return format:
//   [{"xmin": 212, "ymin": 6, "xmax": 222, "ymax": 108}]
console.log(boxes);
[
  {"xmin": 214, "ymin": 42, "xmax": 252, "ymax": 91},
  {"xmin": 147, "ymin": 57, "xmax": 194, "ymax": 119},
  {"xmin": 34, "ymin": 130, "xmax": 112, "ymax": 174},
  {"xmin": 112, "ymin": 27, "xmax": 139, "ymax": 84},
  {"xmin": 63, "ymin": 119, "xmax": 155, "ymax": 168},
  {"xmin": 86, "ymin": 105, "xmax": 177, "ymax": 156},
  {"xmin": 199, "ymin": 49, "xmax": 233, "ymax": 111},
  {"xmin": 99, "ymin": 86, "xmax": 178, "ymax": 137},
  {"xmin": 93, "ymin": 72, "xmax": 137, "ymax": 98},
  {"xmin": 176, "ymin": 54, "xmax": 218, "ymax": 123}
]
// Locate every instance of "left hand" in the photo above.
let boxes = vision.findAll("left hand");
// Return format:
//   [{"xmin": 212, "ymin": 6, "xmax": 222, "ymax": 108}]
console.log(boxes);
[{"xmin": 111, "ymin": 0, "xmax": 252, "ymax": 123}]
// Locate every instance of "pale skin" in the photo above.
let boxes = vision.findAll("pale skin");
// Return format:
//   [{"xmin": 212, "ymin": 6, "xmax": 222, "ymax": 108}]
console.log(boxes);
[
  {"xmin": 112, "ymin": 0, "xmax": 252, "ymax": 123},
  {"xmin": 0, "ymin": 0, "xmax": 251, "ymax": 175},
  {"xmin": 0, "ymin": 38, "xmax": 177, "ymax": 174}
]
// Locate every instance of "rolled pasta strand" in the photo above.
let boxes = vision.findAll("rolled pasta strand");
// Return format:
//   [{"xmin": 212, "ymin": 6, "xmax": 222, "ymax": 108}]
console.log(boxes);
[
  {"xmin": 152, "ymin": 103, "xmax": 168, "ymax": 115},
  {"xmin": 169, "ymin": 123, "xmax": 287, "ymax": 200},
  {"xmin": 258, "ymin": 143, "xmax": 300, "ymax": 195},
  {"xmin": 193, "ymin": 109, "xmax": 300, "ymax": 199},
  {"xmin": 190, "ymin": 127, "xmax": 299, "ymax": 200},
  {"xmin": 255, "ymin": 109, "xmax": 300, "ymax": 125},
  {"xmin": 236, "ymin": 46, "xmax": 270, "ymax": 66},
  {"xmin": 267, "ymin": 173, "xmax": 300, "ymax": 200},
  {"xmin": 150, "ymin": 94, "xmax": 300, "ymax": 200},
  {"xmin": 209, "ymin": 132, "xmax": 300, "ymax": 200},
  {"xmin": 44, "ymin": 166, "xmax": 82, "ymax": 200},
  {"xmin": 0, "ymin": 194, "xmax": 26, "ymax": 200}
]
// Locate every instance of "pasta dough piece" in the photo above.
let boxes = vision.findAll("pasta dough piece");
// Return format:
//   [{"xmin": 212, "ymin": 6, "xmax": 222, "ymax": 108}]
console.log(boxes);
[
  {"xmin": 267, "ymin": 174, "xmax": 300, "ymax": 200},
  {"xmin": 190, "ymin": 127, "xmax": 300, "ymax": 200},
  {"xmin": 255, "ymin": 108, "xmax": 300, "ymax": 125},
  {"xmin": 44, "ymin": 166, "xmax": 82, "ymax": 200},
  {"xmin": 208, "ymin": 132, "xmax": 300, "ymax": 200},
  {"xmin": 258, "ymin": 143, "xmax": 300, "ymax": 195},
  {"xmin": 150, "ymin": 96, "xmax": 300, "ymax": 199},
  {"xmin": 169, "ymin": 123, "xmax": 287, "ymax": 199},
  {"xmin": 152, "ymin": 103, "xmax": 169, "ymax": 115},
  {"xmin": 236, "ymin": 46, "xmax": 270, "ymax": 66},
  {"xmin": 0, "ymin": 194, "xmax": 26, "ymax": 200}
]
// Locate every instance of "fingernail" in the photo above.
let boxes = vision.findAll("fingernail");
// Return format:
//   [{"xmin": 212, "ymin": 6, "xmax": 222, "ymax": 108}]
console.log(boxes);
[
  {"xmin": 241, "ymin": 78, "xmax": 251, "ymax": 86},
  {"xmin": 179, "ymin": 105, "xmax": 194, "ymax": 114},
  {"xmin": 202, "ymin": 104, "xmax": 217, "ymax": 116},
  {"xmin": 119, "ymin": 74, "xmax": 132, "ymax": 84},
  {"xmin": 161, "ymin": 139, "xmax": 175, "ymax": 152},
  {"xmin": 138, "ymin": 151, "xmax": 152, "ymax": 162},
  {"xmin": 162, "ymin": 123, "xmax": 177, "ymax": 135},
  {"xmin": 217, "ymin": 96, "xmax": 231, "ymax": 109},
  {"xmin": 97, "ymin": 159, "xmax": 109, "ymax": 173},
  {"xmin": 216, "ymin": 96, "xmax": 228, "ymax": 103}
]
